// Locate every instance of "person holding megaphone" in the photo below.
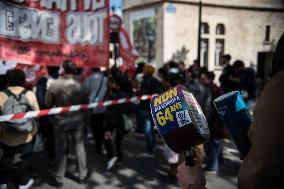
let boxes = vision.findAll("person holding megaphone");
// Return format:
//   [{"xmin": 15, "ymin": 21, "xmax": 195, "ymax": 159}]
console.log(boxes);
[{"xmin": 177, "ymin": 33, "xmax": 284, "ymax": 189}]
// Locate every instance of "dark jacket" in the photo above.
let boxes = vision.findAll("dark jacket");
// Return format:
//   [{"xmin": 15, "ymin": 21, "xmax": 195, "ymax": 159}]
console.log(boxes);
[
  {"xmin": 219, "ymin": 65, "xmax": 235, "ymax": 92},
  {"xmin": 238, "ymin": 69, "xmax": 284, "ymax": 189},
  {"xmin": 186, "ymin": 79, "xmax": 211, "ymax": 117},
  {"xmin": 139, "ymin": 75, "xmax": 163, "ymax": 111},
  {"xmin": 206, "ymin": 82, "xmax": 228, "ymax": 139},
  {"xmin": 104, "ymin": 76, "xmax": 133, "ymax": 132},
  {"xmin": 239, "ymin": 33, "xmax": 284, "ymax": 189},
  {"xmin": 240, "ymin": 68, "xmax": 256, "ymax": 101}
]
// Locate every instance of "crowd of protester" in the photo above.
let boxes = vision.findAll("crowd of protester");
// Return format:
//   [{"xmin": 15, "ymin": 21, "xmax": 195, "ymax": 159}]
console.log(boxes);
[
  {"xmin": 177, "ymin": 32, "xmax": 284, "ymax": 189},
  {"xmin": 0, "ymin": 54, "xmax": 257, "ymax": 188}
]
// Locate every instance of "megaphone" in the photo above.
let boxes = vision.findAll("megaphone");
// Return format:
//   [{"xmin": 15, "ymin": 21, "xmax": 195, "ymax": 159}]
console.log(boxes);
[
  {"xmin": 150, "ymin": 85, "xmax": 210, "ymax": 166},
  {"xmin": 214, "ymin": 91, "xmax": 252, "ymax": 159}
]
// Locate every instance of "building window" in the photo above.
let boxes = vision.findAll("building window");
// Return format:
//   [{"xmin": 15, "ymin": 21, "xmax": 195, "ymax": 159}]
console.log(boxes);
[
  {"xmin": 216, "ymin": 23, "xmax": 225, "ymax": 35},
  {"xmin": 201, "ymin": 22, "xmax": 209, "ymax": 34},
  {"xmin": 265, "ymin": 25, "xmax": 270, "ymax": 42},
  {"xmin": 201, "ymin": 39, "xmax": 209, "ymax": 68},
  {"xmin": 215, "ymin": 39, "xmax": 224, "ymax": 66}
]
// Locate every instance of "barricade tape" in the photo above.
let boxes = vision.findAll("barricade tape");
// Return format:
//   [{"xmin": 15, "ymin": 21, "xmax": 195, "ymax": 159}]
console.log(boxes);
[{"xmin": 0, "ymin": 95, "xmax": 156, "ymax": 122}]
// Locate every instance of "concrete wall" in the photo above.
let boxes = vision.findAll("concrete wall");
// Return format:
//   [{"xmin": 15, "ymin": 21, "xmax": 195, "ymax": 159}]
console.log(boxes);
[
  {"xmin": 202, "ymin": 6, "xmax": 284, "ymax": 68},
  {"xmin": 165, "ymin": 0, "xmax": 284, "ymax": 9},
  {"xmin": 163, "ymin": 3, "xmax": 199, "ymax": 67},
  {"xmin": 124, "ymin": 0, "xmax": 284, "ymax": 10},
  {"xmin": 161, "ymin": 2, "xmax": 284, "ymax": 69},
  {"xmin": 124, "ymin": 0, "xmax": 161, "ymax": 9},
  {"xmin": 124, "ymin": 0, "xmax": 284, "ymax": 70},
  {"xmin": 123, "ymin": 4, "xmax": 165, "ymax": 67}
]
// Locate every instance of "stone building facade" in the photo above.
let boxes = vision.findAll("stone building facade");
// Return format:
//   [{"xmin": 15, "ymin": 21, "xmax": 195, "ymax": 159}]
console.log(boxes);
[{"xmin": 123, "ymin": 0, "xmax": 284, "ymax": 77}]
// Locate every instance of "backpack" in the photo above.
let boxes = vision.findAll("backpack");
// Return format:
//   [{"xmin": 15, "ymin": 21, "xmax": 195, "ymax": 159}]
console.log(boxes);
[{"xmin": 1, "ymin": 89, "xmax": 35, "ymax": 133}]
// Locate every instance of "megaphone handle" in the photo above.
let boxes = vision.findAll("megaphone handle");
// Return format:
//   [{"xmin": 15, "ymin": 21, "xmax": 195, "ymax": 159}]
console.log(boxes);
[{"xmin": 185, "ymin": 149, "xmax": 195, "ymax": 166}]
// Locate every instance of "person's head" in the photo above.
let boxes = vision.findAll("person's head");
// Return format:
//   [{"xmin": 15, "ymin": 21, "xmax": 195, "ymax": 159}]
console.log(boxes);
[
  {"xmin": 110, "ymin": 66, "xmax": 121, "ymax": 79},
  {"xmin": 221, "ymin": 54, "xmax": 231, "ymax": 66},
  {"xmin": 168, "ymin": 68, "xmax": 183, "ymax": 86},
  {"xmin": 188, "ymin": 66, "xmax": 201, "ymax": 80},
  {"xmin": 193, "ymin": 59, "xmax": 199, "ymax": 66},
  {"xmin": 143, "ymin": 64, "xmax": 155, "ymax": 76},
  {"xmin": 200, "ymin": 71, "xmax": 215, "ymax": 85},
  {"xmin": 272, "ymin": 32, "xmax": 284, "ymax": 76},
  {"xmin": 158, "ymin": 67, "xmax": 168, "ymax": 81},
  {"xmin": 47, "ymin": 66, "xmax": 60, "ymax": 79},
  {"xmin": 207, "ymin": 71, "xmax": 215, "ymax": 81},
  {"xmin": 6, "ymin": 69, "xmax": 26, "ymax": 87},
  {"xmin": 168, "ymin": 60, "xmax": 178, "ymax": 69},
  {"xmin": 233, "ymin": 60, "xmax": 245, "ymax": 71},
  {"xmin": 136, "ymin": 62, "xmax": 145, "ymax": 74},
  {"xmin": 62, "ymin": 60, "xmax": 77, "ymax": 75},
  {"xmin": 109, "ymin": 78, "xmax": 121, "ymax": 91},
  {"xmin": 178, "ymin": 61, "xmax": 185, "ymax": 71},
  {"xmin": 200, "ymin": 72, "xmax": 210, "ymax": 85},
  {"xmin": 200, "ymin": 66, "xmax": 208, "ymax": 74}
]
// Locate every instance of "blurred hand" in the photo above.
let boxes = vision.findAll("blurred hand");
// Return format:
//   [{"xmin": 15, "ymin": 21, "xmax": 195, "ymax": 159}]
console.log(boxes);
[
  {"xmin": 177, "ymin": 162, "xmax": 206, "ymax": 189},
  {"xmin": 104, "ymin": 131, "xmax": 113, "ymax": 140}
]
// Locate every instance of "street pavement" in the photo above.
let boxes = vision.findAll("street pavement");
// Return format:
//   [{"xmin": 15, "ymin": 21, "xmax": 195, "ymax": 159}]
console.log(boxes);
[{"xmin": 5, "ymin": 133, "xmax": 241, "ymax": 189}]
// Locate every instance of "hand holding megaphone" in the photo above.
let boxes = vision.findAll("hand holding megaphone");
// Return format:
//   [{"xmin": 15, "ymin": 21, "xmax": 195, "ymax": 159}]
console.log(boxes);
[
  {"xmin": 150, "ymin": 85, "xmax": 210, "ymax": 166},
  {"xmin": 214, "ymin": 91, "xmax": 252, "ymax": 159}
]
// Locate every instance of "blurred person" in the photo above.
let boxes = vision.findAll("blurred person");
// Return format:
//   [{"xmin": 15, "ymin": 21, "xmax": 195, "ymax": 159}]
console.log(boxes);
[
  {"xmin": 103, "ymin": 76, "xmax": 133, "ymax": 170},
  {"xmin": 79, "ymin": 68, "xmax": 93, "ymax": 82},
  {"xmin": 84, "ymin": 67, "xmax": 108, "ymax": 154},
  {"xmin": 0, "ymin": 75, "xmax": 7, "ymax": 91},
  {"xmin": 157, "ymin": 64, "xmax": 181, "ymax": 182},
  {"xmin": 221, "ymin": 54, "xmax": 231, "ymax": 67},
  {"xmin": 240, "ymin": 67, "xmax": 257, "ymax": 109},
  {"xmin": 0, "ymin": 69, "xmax": 39, "ymax": 189},
  {"xmin": 177, "ymin": 33, "xmax": 284, "ymax": 189},
  {"xmin": 232, "ymin": 60, "xmax": 245, "ymax": 90},
  {"xmin": 220, "ymin": 59, "xmax": 245, "ymax": 94},
  {"xmin": 192, "ymin": 59, "xmax": 199, "ymax": 68},
  {"xmin": 135, "ymin": 62, "xmax": 145, "ymax": 84},
  {"xmin": 178, "ymin": 61, "xmax": 186, "ymax": 73},
  {"xmin": 132, "ymin": 62, "xmax": 145, "ymax": 94},
  {"xmin": 46, "ymin": 61, "xmax": 89, "ymax": 187},
  {"xmin": 238, "ymin": 32, "xmax": 284, "ymax": 189},
  {"xmin": 186, "ymin": 67, "xmax": 211, "ymax": 117},
  {"xmin": 184, "ymin": 68, "xmax": 193, "ymax": 87},
  {"xmin": 185, "ymin": 66, "xmax": 211, "ymax": 163},
  {"xmin": 185, "ymin": 61, "xmax": 203, "ymax": 87},
  {"xmin": 139, "ymin": 64, "xmax": 163, "ymax": 156},
  {"xmin": 131, "ymin": 65, "xmax": 145, "ymax": 134},
  {"xmin": 200, "ymin": 71, "xmax": 228, "ymax": 174},
  {"xmin": 158, "ymin": 66, "xmax": 170, "ymax": 90},
  {"xmin": 35, "ymin": 66, "xmax": 55, "ymax": 162},
  {"xmin": 230, "ymin": 60, "xmax": 256, "ymax": 101},
  {"xmin": 219, "ymin": 54, "xmax": 235, "ymax": 92},
  {"xmin": 46, "ymin": 66, "xmax": 60, "ymax": 79},
  {"xmin": 168, "ymin": 61, "xmax": 184, "ymax": 86}
]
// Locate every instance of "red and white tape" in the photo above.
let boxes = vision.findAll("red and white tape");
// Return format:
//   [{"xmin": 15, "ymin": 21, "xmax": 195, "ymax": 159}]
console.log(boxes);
[{"xmin": 0, "ymin": 95, "xmax": 155, "ymax": 122}]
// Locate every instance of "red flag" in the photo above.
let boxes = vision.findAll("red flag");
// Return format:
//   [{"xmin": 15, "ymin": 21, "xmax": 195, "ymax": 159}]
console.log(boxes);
[{"xmin": 118, "ymin": 27, "xmax": 139, "ymax": 74}]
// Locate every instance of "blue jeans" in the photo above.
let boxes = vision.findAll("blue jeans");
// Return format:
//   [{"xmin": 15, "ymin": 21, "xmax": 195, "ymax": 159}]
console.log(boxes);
[
  {"xmin": 139, "ymin": 109, "xmax": 155, "ymax": 154},
  {"xmin": 204, "ymin": 139, "xmax": 223, "ymax": 171}
]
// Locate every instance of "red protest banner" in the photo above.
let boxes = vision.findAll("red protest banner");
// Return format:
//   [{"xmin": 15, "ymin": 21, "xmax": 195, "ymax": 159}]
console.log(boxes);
[{"xmin": 0, "ymin": 0, "xmax": 109, "ymax": 68}]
